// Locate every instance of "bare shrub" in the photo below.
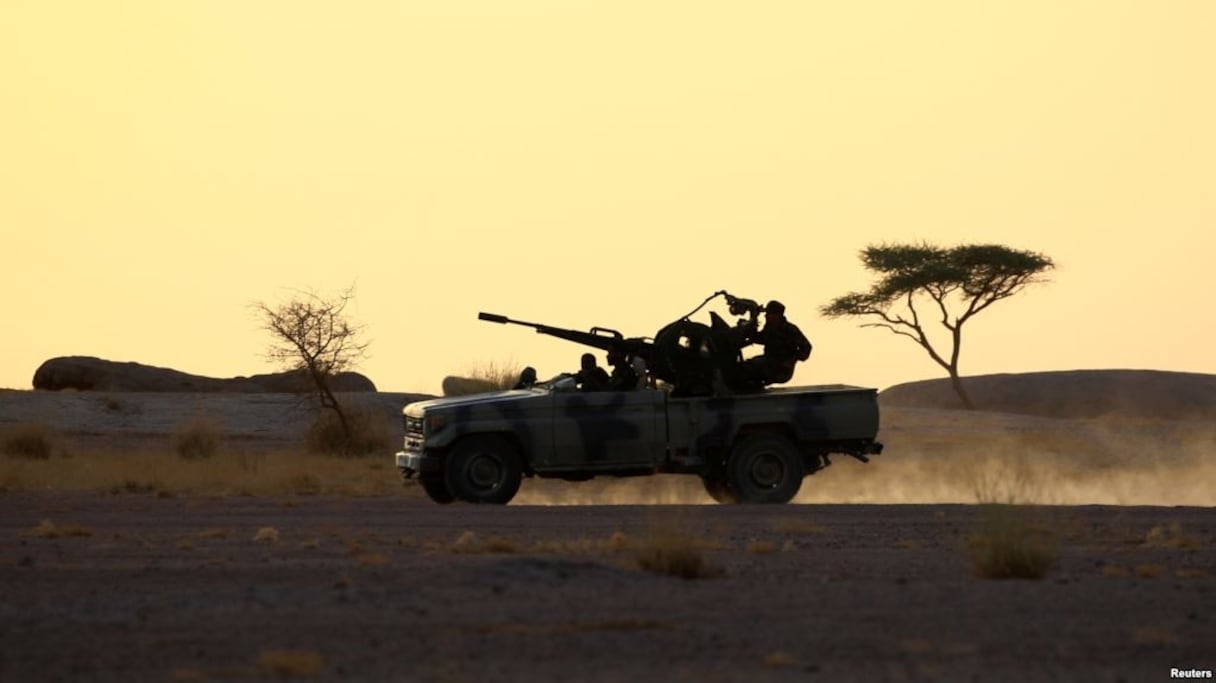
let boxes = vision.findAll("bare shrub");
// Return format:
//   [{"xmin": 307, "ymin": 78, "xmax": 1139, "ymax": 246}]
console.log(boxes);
[
  {"xmin": 969, "ymin": 506, "xmax": 1056, "ymax": 580},
  {"xmin": 172, "ymin": 417, "xmax": 221, "ymax": 460},
  {"xmin": 305, "ymin": 408, "xmax": 393, "ymax": 457},
  {"xmin": 2, "ymin": 423, "xmax": 55, "ymax": 459}
]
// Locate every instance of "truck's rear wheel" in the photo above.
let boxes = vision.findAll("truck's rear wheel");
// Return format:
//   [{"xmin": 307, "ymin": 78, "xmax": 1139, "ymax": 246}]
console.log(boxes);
[
  {"xmin": 701, "ymin": 475, "xmax": 738, "ymax": 504},
  {"xmin": 444, "ymin": 435, "xmax": 523, "ymax": 505},
  {"xmin": 419, "ymin": 474, "xmax": 454, "ymax": 504},
  {"xmin": 726, "ymin": 433, "xmax": 803, "ymax": 504}
]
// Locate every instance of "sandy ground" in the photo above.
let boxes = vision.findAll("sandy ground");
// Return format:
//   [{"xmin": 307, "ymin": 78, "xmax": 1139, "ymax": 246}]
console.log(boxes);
[
  {"xmin": 2, "ymin": 388, "xmax": 1214, "ymax": 680},
  {"xmin": 2, "ymin": 494, "xmax": 1214, "ymax": 682}
]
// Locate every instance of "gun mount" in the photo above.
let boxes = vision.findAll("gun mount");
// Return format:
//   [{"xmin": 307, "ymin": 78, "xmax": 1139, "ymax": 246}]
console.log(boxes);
[{"xmin": 479, "ymin": 291, "xmax": 773, "ymax": 396}]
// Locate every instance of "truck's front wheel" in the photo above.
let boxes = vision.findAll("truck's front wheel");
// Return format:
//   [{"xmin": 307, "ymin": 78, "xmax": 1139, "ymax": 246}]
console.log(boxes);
[
  {"xmin": 726, "ymin": 433, "xmax": 803, "ymax": 504},
  {"xmin": 419, "ymin": 474, "xmax": 455, "ymax": 504},
  {"xmin": 444, "ymin": 435, "xmax": 523, "ymax": 505},
  {"xmin": 701, "ymin": 475, "xmax": 738, "ymax": 504}
]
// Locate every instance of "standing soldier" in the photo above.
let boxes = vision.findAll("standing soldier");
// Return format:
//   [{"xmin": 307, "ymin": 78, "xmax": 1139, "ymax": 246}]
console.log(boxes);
[{"xmin": 574, "ymin": 353, "xmax": 610, "ymax": 392}]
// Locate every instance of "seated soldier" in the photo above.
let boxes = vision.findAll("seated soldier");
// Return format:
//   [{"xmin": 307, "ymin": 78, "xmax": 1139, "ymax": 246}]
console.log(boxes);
[
  {"xmin": 512, "ymin": 366, "xmax": 538, "ymax": 390},
  {"xmin": 574, "ymin": 352, "xmax": 610, "ymax": 392},
  {"xmin": 606, "ymin": 347, "xmax": 638, "ymax": 391}
]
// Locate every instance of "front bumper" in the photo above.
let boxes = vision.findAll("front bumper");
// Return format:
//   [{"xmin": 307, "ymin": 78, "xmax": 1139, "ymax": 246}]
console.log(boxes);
[{"xmin": 396, "ymin": 450, "xmax": 442, "ymax": 476}]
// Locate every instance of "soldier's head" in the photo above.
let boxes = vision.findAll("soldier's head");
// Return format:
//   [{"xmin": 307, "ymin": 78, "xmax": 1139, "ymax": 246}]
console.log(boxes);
[
  {"xmin": 764, "ymin": 300, "xmax": 786, "ymax": 321},
  {"xmin": 519, "ymin": 366, "xmax": 537, "ymax": 384},
  {"xmin": 606, "ymin": 346, "xmax": 624, "ymax": 366},
  {"xmin": 580, "ymin": 353, "xmax": 596, "ymax": 370}
]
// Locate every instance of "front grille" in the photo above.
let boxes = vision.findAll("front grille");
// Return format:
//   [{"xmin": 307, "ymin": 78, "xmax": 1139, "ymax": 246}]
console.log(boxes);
[{"xmin": 404, "ymin": 415, "xmax": 424, "ymax": 437}]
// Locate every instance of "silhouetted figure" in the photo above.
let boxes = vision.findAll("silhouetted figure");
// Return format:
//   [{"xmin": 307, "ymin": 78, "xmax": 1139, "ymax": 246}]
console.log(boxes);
[
  {"xmin": 574, "ymin": 352, "xmax": 610, "ymax": 392},
  {"xmin": 741, "ymin": 300, "xmax": 812, "ymax": 385},
  {"xmin": 607, "ymin": 347, "xmax": 639, "ymax": 391},
  {"xmin": 512, "ymin": 366, "xmax": 538, "ymax": 390}
]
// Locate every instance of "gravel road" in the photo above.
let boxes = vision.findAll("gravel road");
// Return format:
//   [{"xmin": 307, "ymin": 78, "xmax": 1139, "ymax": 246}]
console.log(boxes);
[{"xmin": 3, "ymin": 494, "xmax": 1213, "ymax": 682}]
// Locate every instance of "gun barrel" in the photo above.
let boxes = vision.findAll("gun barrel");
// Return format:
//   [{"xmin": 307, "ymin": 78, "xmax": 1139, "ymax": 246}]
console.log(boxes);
[{"xmin": 478, "ymin": 312, "xmax": 510, "ymax": 324}]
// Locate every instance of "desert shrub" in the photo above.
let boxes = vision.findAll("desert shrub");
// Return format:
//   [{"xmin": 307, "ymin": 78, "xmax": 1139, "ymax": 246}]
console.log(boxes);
[
  {"xmin": 305, "ymin": 408, "xmax": 393, "ymax": 457},
  {"xmin": 969, "ymin": 506, "xmax": 1056, "ymax": 579},
  {"xmin": 172, "ymin": 417, "xmax": 222, "ymax": 459},
  {"xmin": 2, "ymin": 422, "xmax": 55, "ymax": 459},
  {"xmin": 446, "ymin": 360, "xmax": 522, "ymax": 396}
]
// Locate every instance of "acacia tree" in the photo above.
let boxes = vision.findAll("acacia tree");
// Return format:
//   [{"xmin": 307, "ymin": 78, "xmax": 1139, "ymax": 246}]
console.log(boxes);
[
  {"xmin": 821, "ymin": 243, "xmax": 1054, "ymax": 409},
  {"xmin": 255, "ymin": 285, "xmax": 369, "ymax": 438}
]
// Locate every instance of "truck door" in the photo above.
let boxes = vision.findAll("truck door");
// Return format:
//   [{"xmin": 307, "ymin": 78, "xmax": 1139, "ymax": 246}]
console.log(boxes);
[{"xmin": 549, "ymin": 389, "xmax": 664, "ymax": 470}]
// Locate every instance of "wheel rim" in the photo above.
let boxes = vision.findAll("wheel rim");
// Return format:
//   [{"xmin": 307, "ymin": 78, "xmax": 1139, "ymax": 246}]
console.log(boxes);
[
  {"xmin": 465, "ymin": 453, "xmax": 503, "ymax": 490},
  {"xmin": 748, "ymin": 452, "xmax": 785, "ymax": 489}
]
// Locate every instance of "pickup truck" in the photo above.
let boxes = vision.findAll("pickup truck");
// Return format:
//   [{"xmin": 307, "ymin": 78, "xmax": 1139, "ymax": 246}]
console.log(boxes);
[{"xmin": 395, "ymin": 378, "xmax": 882, "ymax": 504}]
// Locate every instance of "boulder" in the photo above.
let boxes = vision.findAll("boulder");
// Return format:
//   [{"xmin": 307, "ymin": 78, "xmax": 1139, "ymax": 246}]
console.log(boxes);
[{"xmin": 32, "ymin": 356, "xmax": 376, "ymax": 393}]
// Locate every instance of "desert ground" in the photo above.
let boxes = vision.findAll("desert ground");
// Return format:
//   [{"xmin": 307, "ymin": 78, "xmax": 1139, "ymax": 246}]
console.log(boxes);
[{"xmin": 2, "ymin": 382, "xmax": 1214, "ymax": 681}]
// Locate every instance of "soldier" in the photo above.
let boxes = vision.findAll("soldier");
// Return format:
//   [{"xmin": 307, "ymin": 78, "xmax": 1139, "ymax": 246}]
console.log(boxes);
[
  {"xmin": 512, "ymin": 366, "xmax": 538, "ymax": 390},
  {"xmin": 574, "ymin": 352, "xmax": 610, "ymax": 392},
  {"xmin": 741, "ymin": 300, "xmax": 812, "ymax": 385},
  {"xmin": 607, "ymin": 347, "xmax": 639, "ymax": 391}
]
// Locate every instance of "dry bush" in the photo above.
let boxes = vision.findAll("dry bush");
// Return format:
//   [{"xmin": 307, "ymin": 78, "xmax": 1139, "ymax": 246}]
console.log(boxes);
[
  {"xmin": 253, "ymin": 527, "xmax": 280, "ymax": 543},
  {"xmin": 2, "ymin": 422, "xmax": 55, "ymax": 459},
  {"xmin": 305, "ymin": 408, "xmax": 393, "ymax": 457},
  {"xmin": 258, "ymin": 649, "xmax": 324, "ymax": 678},
  {"xmin": 969, "ymin": 506, "xmax": 1056, "ymax": 580},
  {"xmin": 632, "ymin": 518, "xmax": 720, "ymax": 579},
  {"xmin": 172, "ymin": 417, "xmax": 222, "ymax": 460},
  {"xmin": 446, "ymin": 360, "xmax": 522, "ymax": 396}
]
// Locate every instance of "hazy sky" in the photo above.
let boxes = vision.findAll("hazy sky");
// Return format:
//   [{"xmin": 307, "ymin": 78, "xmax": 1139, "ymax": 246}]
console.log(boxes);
[{"xmin": 3, "ymin": 1, "xmax": 1213, "ymax": 394}]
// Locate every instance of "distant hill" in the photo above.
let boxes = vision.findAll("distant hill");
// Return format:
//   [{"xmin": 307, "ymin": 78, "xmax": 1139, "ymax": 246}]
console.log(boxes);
[{"xmin": 879, "ymin": 369, "xmax": 1216, "ymax": 421}]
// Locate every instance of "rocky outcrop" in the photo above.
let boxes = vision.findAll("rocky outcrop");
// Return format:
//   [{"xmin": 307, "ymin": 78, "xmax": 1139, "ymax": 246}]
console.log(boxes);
[
  {"xmin": 879, "ymin": 369, "xmax": 1216, "ymax": 421},
  {"xmin": 32, "ymin": 356, "xmax": 376, "ymax": 393}
]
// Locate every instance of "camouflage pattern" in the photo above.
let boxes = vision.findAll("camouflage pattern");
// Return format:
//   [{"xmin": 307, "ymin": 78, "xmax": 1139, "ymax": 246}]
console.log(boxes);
[{"xmin": 395, "ymin": 382, "xmax": 882, "ymax": 495}]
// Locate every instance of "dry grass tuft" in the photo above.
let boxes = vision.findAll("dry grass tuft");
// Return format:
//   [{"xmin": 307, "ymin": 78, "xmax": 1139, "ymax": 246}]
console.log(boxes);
[
  {"xmin": 632, "ymin": 518, "xmax": 720, "ymax": 579},
  {"xmin": 763, "ymin": 651, "xmax": 798, "ymax": 668},
  {"xmin": 449, "ymin": 530, "xmax": 518, "ymax": 554},
  {"xmin": 258, "ymin": 648, "xmax": 324, "ymax": 678},
  {"xmin": 746, "ymin": 540, "xmax": 779, "ymax": 554},
  {"xmin": 969, "ymin": 507, "xmax": 1056, "ymax": 580},
  {"xmin": 1144, "ymin": 523, "xmax": 1202, "ymax": 549},
  {"xmin": 356, "ymin": 552, "xmax": 388, "ymax": 567},
  {"xmin": 1134, "ymin": 564, "xmax": 1165, "ymax": 579},
  {"xmin": 253, "ymin": 527, "xmax": 280, "ymax": 544},
  {"xmin": 2, "ymin": 422, "xmax": 56, "ymax": 459},
  {"xmin": 305, "ymin": 408, "xmax": 394, "ymax": 457},
  {"xmin": 172, "ymin": 417, "xmax": 222, "ymax": 459},
  {"xmin": 23, "ymin": 519, "xmax": 93, "ymax": 539}
]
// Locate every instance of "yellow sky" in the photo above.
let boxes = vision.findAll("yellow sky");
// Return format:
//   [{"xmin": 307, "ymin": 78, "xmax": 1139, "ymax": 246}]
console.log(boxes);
[{"xmin": 2, "ymin": 1, "xmax": 1214, "ymax": 394}]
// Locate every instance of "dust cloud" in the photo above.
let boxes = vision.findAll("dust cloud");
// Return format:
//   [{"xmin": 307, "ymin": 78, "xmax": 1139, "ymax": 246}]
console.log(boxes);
[{"xmin": 513, "ymin": 408, "xmax": 1216, "ymax": 506}]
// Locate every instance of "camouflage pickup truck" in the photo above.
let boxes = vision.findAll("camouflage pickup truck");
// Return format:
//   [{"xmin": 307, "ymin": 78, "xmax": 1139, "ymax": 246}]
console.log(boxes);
[{"xmin": 395, "ymin": 379, "xmax": 882, "ymax": 505}]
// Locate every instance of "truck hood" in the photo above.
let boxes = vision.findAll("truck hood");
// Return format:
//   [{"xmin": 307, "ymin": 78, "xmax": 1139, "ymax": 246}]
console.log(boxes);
[{"xmin": 403, "ymin": 389, "xmax": 542, "ymax": 417}]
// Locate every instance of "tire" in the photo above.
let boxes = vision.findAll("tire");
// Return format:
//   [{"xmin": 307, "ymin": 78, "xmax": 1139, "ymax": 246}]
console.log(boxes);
[
  {"xmin": 444, "ymin": 435, "xmax": 523, "ymax": 505},
  {"xmin": 725, "ymin": 433, "xmax": 803, "ymax": 504},
  {"xmin": 701, "ymin": 475, "xmax": 738, "ymax": 504},
  {"xmin": 419, "ymin": 473, "xmax": 454, "ymax": 504}
]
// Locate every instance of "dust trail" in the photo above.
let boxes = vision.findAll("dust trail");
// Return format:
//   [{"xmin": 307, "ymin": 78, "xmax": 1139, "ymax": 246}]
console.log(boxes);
[{"xmin": 513, "ymin": 408, "xmax": 1216, "ymax": 506}]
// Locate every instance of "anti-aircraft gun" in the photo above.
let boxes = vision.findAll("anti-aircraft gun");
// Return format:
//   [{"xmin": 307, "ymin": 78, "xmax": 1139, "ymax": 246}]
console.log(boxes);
[{"xmin": 479, "ymin": 290, "xmax": 773, "ymax": 396}]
